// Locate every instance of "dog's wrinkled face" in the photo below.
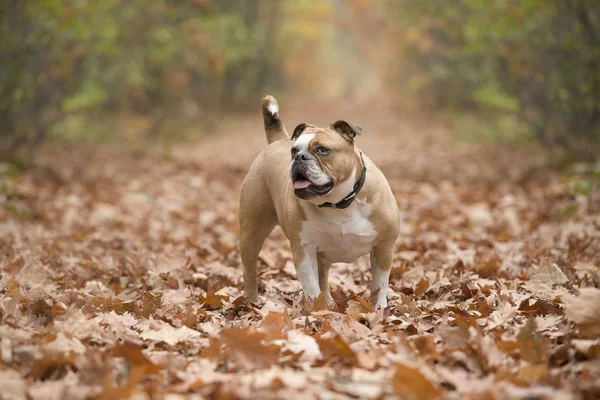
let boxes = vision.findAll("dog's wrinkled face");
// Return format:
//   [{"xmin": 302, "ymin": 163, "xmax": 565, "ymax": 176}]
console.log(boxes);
[{"xmin": 290, "ymin": 120, "xmax": 362, "ymax": 200}]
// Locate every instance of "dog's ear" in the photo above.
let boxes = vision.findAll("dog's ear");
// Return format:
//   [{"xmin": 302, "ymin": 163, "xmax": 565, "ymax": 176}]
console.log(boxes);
[
  {"xmin": 330, "ymin": 120, "xmax": 362, "ymax": 142},
  {"xmin": 291, "ymin": 123, "xmax": 309, "ymax": 140}
]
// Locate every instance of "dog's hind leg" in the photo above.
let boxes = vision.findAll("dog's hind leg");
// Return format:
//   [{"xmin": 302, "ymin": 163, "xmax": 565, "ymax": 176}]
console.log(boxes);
[{"xmin": 239, "ymin": 178, "xmax": 277, "ymax": 303}]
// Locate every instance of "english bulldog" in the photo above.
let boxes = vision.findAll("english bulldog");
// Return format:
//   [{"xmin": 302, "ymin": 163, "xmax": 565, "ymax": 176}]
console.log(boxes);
[{"xmin": 239, "ymin": 96, "xmax": 399, "ymax": 308}]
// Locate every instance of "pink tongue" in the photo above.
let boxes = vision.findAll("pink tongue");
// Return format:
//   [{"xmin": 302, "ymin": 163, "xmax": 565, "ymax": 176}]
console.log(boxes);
[{"xmin": 294, "ymin": 180, "xmax": 312, "ymax": 189}]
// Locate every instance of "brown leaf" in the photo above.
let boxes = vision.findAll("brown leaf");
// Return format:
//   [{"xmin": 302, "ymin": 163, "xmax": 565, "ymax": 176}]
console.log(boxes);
[
  {"xmin": 258, "ymin": 248, "xmax": 277, "ymax": 267},
  {"xmin": 474, "ymin": 258, "xmax": 501, "ymax": 278},
  {"xmin": 563, "ymin": 288, "xmax": 600, "ymax": 338},
  {"xmin": 410, "ymin": 335, "xmax": 442, "ymax": 361},
  {"xmin": 355, "ymin": 295, "xmax": 375, "ymax": 313},
  {"xmin": 415, "ymin": 277, "xmax": 430, "ymax": 295},
  {"xmin": 221, "ymin": 327, "xmax": 280, "ymax": 369},
  {"xmin": 112, "ymin": 342, "xmax": 159, "ymax": 370},
  {"xmin": 518, "ymin": 318, "xmax": 551, "ymax": 364},
  {"xmin": 529, "ymin": 260, "xmax": 568, "ymax": 286},
  {"xmin": 400, "ymin": 294, "xmax": 420, "ymax": 316},
  {"xmin": 346, "ymin": 300, "xmax": 369, "ymax": 320},
  {"xmin": 518, "ymin": 364, "xmax": 549, "ymax": 384},
  {"xmin": 258, "ymin": 311, "xmax": 294, "ymax": 341},
  {"xmin": 101, "ymin": 344, "xmax": 162, "ymax": 399},
  {"xmin": 1, "ymin": 278, "xmax": 24, "ymax": 316},
  {"xmin": 200, "ymin": 337, "xmax": 223, "ymax": 360},
  {"xmin": 315, "ymin": 334, "xmax": 357, "ymax": 365},
  {"xmin": 391, "ymin": 363, "xmax": 441, "ymax": 400},
  {"xmin": 401, "ymin": 266, "xmax": 425, "ymax": 289},
  {"xmin": 573, "ymin": 339, "xmax": 600, "ymax": 360},
  {"xmin": 29, "ymin": 353, "xmax": 77, "ymax": 381}
]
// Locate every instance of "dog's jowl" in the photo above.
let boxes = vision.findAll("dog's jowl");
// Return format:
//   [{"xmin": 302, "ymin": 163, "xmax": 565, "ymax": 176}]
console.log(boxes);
[{"xmin": 239, "ymin": 96, "xmax": 400, "ymax": 309}]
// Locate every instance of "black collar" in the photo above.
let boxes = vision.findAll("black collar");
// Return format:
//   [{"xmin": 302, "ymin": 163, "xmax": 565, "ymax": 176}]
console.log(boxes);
[{"xmin": 319, "ymin": 151, "xmax": 367, "ymax": 209}]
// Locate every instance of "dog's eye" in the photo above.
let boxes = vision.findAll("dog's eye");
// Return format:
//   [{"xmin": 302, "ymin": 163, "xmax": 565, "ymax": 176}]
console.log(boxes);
[
  {"xmin": 316, "ymin": 146, "xmax": 331, "ymax": 156},
  {"xmin": 291, "ymin": 148, "xmax": 298, "ymax": 158}
]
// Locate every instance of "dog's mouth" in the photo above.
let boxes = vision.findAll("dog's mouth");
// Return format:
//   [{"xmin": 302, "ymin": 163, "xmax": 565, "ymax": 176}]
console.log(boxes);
[{"xmin": 292, "ymin": 170, "xmax": 334, "ymax": 198}]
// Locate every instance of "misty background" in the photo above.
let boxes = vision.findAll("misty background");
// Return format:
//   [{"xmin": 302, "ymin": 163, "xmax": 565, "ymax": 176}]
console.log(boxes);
[{"xmin": 1, "ymin": 0, "xmax": 599, "ymax": 160}]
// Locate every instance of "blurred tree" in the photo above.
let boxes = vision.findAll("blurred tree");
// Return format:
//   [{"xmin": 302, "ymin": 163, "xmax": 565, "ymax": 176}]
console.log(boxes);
[
  {"xmin": 387, "ymin": 0, "xmax": 600, "ymax": 160},
  {"xmin": 1, "ymin": 0, "xmax": 87, "ymax": 156},
  {"xmin": 5, "ymin": 0, "xmax": 594, "ymax": 160},
  {"xmin": 0, "ymin": 0, "xmax": 324, "ymax": 156}
]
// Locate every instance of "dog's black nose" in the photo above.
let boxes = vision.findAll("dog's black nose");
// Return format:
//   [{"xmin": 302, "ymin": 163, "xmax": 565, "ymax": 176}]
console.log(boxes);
[{"xmin": 296, "ymin": 152, "xmax": 310, "ymax": 161}]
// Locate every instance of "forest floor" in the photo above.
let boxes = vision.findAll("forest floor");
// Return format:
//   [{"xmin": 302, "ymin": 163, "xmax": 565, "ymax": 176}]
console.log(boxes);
[{"xmin": 1, "ymin": 97, "xmax": 599, "ymax": 400}]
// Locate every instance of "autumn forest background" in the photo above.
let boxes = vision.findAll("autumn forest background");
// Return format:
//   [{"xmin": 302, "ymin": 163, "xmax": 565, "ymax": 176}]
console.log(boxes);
[
  {"xmin": 1, "ymin": 1, "xmax": 599, "ymax": 399},
  {"xmin": 2, "ymin": 0, "xmax": 599, "ymax": 157}
]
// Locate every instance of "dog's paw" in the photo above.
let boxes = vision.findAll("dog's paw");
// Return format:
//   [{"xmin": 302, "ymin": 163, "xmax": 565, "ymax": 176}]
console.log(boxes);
[
  {"xmin": 323, "ymin": 293, "xmax": 335, "ymax": 308},
  {"xmin": 369, "ymin": 287, "xmax": 388, "ymax": 310},
  {"xmin": 372, "ymin": 297, "xmax": 388, "ymax": 310},
  {"xmin": 243, "ymin": 291, "xmax": 260, "ymax": 305}
]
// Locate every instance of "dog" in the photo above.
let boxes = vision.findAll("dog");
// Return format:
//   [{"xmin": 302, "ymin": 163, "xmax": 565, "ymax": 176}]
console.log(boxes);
[{"xmin": 239, "ymin": 96, "xmax": 400, "ymax": 309}]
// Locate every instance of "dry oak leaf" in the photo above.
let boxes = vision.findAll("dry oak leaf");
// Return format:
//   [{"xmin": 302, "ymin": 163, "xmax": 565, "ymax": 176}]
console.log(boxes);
[
  {"xmin": 315, "ymin": 333, "xmax": 358, "ymax": 365},
  {"xmin": 401, "ymin": 266, "xmax": 425, "ymax": 289},
  {"xmin": 574, "ymin": 262, "xmax": 600, "ymax": 281},
  {"xmin": 221, "ymin": 327, "xmax": 281, "ymax": 369},
  {"xmin": 98, "ymin": 343, "xmax": 162, "ymax": 400},
  {"xmin": 0, "ymin": 370, "xmax": 27, "ymax": 400},
  {"xmin": 139, "ymin": 318, "xmax": 201, "ymax": 345},
  {"xmin": 280, "ymin": 329, "xmax": 322, "ymax": 363},
  {"xmin": 571, "ymin": 339, "xmax": 600, "ymax": 359},
  {"xmin": 43, "ymin": 332, "xmax": 87, "ymax": 355},
  {"xmin": 258, "ymin": 311, "xmax": 294, "ymax": 341},
  {"xmin": 518, "ymin": 318, "xmax": 551, "ymax": 364},
  {"xmin": 530, "ymin": 260, "xmax": 568, "ymax": 286},
  {"xmin": 391, "ymin": 363, "xmax": 441, "ymax": 400},
  {"xmin": 112, "ymin": 341, "xmax": 161, "ymax": 371},
  {"xmin": 28, "ymin": 371, "xmax": 90, "ymax": 400},
  {"xmin": 563, "ymin": 287, "xmax": 600, "ymax": 338}
]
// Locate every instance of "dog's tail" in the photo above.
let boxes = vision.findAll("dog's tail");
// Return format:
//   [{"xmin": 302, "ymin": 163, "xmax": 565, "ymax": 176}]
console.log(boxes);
[{"xmin": 262, "ymin": 95, "xmax": 289, "ymax": 144}]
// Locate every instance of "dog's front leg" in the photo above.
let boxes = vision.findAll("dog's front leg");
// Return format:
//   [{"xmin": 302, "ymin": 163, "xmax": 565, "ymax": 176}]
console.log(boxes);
[
  {"xmin": 370, "ymin": 240, "xmax": 394, "ymax": 309},
  {"xmin": 291, "ymin": 242, "xmax": 321, "ymax": 301}
]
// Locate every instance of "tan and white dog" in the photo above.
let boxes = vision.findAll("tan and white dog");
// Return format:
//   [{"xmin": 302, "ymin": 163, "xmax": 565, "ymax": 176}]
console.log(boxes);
[{"xmin": 239, "ymin": 96, "xmax": 399, "ymax": 309}]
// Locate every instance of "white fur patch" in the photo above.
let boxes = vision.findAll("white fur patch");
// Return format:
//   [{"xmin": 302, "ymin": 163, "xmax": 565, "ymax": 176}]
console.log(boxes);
[
  {"xmin": 370, "ymin": 253, "xmax": 389, "ymax": 309},
  {"xmin": 293, "ymin": 133, "xmax": 315, "ymax": 152},
  {"xmin": 299, "ymin": 197, "xmax": 377, "ymax": 264},
  {"xmin": 295, "ymin": 245, "xmax": 321, "ymax": 299},
  {"xmin": 267, "ymin": 102, "xmax": 278, "ymax": 116}
]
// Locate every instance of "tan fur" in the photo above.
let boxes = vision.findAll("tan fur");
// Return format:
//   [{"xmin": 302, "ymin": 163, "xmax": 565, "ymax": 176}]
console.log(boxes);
[{"xmin": 240, "ymin": 97, "xmax": 400, "ymax": 307}]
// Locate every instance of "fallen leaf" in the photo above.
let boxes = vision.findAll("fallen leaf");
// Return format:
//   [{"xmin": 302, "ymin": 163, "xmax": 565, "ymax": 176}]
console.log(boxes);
[
  {"xmin": 139, "ymin": 319, "xmax": 201, "ymax": 345},
  {"xmin": 530, "ymin": 260, "xmax": 568, "ymax": 286},
  {"xmin": 0, "ymin": 370, "xmax": 27, "ymax": 400},
  {"xmin": 281, "ymin": 330, "xmax": 322, "ymax": 363},
  {"xmin": 563, "ymin": 288, "xmax": 600, "ymax": 338},
  {"xmin": 391, "ymin": 363, "xmax": 441, "ymax": 400},
  {"xmin": 258, "ymin": 311, "xmax": 294, "ymax": 341},
  {"xmin": 316, "ymin": 334, "xmax": 357, "ymax": 365},
  {"xmin": 518, "ymin": 318, "xmax": 551, "ymax": 364},
  {"xmin": 221, "ymin": 327, "xmax": 280, "ymax": 369}
]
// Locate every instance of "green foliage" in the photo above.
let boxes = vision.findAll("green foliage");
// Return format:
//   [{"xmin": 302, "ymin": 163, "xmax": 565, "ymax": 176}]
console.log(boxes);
[
  {"xmin": 392, "ymin": 0, "xmax": 600, "ymax": 160},
  {"xmin": 4, "ymin": 0, "xmax": 597, "ymax": 161},
  {"xmin": 0, "ymin": 0, "xmax": 292, "ymax": 155}
]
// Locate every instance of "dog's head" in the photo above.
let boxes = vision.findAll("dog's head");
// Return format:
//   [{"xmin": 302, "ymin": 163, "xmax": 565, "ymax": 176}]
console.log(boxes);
[{"xmin": 289, "ymin": 120, "xmax": 362, "ymax": 201}]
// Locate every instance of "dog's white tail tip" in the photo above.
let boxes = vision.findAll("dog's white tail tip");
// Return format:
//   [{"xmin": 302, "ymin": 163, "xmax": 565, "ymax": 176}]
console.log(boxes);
[{"xmin": 267, "ymin": 102, "xmax": 278, "ymax": 116}]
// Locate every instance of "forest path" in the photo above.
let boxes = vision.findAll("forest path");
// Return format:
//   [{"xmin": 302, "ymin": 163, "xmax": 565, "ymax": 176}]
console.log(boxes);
[{"xmin": 1, "ymin": 96, "xmax": 598, "ymax": 399}]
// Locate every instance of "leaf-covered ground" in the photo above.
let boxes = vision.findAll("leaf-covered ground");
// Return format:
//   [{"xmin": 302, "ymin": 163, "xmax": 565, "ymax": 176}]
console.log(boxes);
[{"xmin": 1, "ymin": 99, "xmax": 599, "ymax": 400}]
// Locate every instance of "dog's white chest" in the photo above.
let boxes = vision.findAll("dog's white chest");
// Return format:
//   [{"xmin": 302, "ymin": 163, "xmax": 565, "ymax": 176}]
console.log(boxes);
[{"xmin": 299, "ymin": 200, "xmax": 377, "ymax": 263}]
